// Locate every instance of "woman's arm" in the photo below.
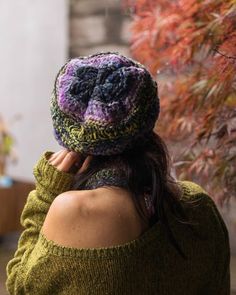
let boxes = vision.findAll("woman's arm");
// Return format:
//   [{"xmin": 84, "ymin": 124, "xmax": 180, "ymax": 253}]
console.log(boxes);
[{"xmin": 6, "ymin": 150, "xmax": 83, "ymax": 294}]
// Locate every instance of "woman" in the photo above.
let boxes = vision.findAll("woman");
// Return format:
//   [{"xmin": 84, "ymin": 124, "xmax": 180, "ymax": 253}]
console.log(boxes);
[{"xmin": 6, "ymin": 52, "xmax": 230, "ymax": 294}]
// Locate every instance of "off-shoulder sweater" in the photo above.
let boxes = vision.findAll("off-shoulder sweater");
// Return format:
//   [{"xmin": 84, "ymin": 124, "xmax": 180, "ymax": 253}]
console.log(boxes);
[{"xmin": 6, "ymin": 152, "xmax": 230, "ymax": 295}]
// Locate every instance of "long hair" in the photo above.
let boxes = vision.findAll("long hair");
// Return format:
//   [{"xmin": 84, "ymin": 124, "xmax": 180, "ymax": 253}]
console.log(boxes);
[{"xmin": 74, "ymin": 131, "xmax": 197, "ymax": 259}]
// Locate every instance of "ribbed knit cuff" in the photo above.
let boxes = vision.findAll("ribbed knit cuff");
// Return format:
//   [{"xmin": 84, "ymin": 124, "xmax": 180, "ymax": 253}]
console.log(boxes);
[{"xmin": 33, "ymin": 151, "xmax": 74, "ymax": 196}]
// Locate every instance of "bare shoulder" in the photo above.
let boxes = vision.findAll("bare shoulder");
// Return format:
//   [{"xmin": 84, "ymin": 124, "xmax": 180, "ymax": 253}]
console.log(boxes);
[{"xmin": 42, "ymin": 187, "xmax": 145, "ymax": 248}]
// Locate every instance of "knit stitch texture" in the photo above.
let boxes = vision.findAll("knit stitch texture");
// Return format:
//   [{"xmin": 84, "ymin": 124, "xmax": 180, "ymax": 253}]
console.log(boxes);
[
  {"xmin": 51, "ymin": 52, "xmax": 159, "ymax": 155},
  {"xmin": 6, "ymin": 152, "xmax": 230, "ymax": 295}
]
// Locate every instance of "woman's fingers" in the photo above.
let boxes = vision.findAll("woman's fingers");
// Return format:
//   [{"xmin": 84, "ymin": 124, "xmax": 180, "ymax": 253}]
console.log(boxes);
[
  {"xmin": 49, "ymin": 150, "xmax": 68, "ymax": 166},
  {"xmin": 57, "ymin": 151, "xmax": 81, "ymax": 172},
  {"xmin": 48, "ymin": 149, "xmax": 89, "ymax": 173},
  {"xmin": 48, "ymin": 150, "xmax": 64, "ymax": 162},
  {"xmin": 78, "ymin": 155, "xmax": 93, "ymax": 173}
]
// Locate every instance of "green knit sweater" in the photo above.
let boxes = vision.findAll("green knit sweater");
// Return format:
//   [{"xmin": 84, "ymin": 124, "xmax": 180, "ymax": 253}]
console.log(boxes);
[{"xmin": 6, "ymin": 152, "xmax": 230, "ymax": 295}]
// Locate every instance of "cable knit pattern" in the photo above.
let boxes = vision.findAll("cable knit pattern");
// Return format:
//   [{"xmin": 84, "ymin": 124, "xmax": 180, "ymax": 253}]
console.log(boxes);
[
  {"xmin": 51, "ymin": 52, "xmax": 159, "ymax": 155},
  {"xmin": 6, "ymin": 153, "xmax": 230, "ymax": 295}
]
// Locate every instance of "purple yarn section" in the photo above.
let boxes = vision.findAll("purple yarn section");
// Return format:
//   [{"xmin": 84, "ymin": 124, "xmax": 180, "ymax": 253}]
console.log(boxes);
[{"xmin": 56, "ymin": 53, "xmax": 146, "ymax": 125}]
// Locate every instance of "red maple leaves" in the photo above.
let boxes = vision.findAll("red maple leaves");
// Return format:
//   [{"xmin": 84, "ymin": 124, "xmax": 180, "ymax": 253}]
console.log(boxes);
[{"xmin": 126, "ymin": 0, "xmax": 236, "ymax": 202}]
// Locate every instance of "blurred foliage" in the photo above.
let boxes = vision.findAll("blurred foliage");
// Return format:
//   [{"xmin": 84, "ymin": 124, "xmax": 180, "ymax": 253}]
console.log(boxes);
[
  {"xmin": 0, "ymin": 116, "xmax": 15, "ymax": 175},
  {"xmin": 126, "ymin": 0, "xmax": 236, "ymax": 203}
]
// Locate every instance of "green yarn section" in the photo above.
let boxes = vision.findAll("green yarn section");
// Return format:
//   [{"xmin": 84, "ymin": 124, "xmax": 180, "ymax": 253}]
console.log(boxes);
[{"xmin": 51, "ymin": 91, "xmax": 155, "ymax": 155}]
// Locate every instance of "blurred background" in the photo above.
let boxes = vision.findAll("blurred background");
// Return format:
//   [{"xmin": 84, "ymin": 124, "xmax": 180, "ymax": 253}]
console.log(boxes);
[{"xmin": 0, "ymin": 0, "xmax": 235, "ymax": 294}]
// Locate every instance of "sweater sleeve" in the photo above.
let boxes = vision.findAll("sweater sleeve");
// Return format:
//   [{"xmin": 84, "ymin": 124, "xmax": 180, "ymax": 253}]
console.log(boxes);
[
  {"xmin": 6, "ymin": 152, "xmax": 74, "ymax": 295},
  {"xmin": 180, "ymin": 181, "xmax": 230, "ymax": 294},
  {"xmin": 209, "ymin": 200, "xmax": 230, "ymax": 295}
]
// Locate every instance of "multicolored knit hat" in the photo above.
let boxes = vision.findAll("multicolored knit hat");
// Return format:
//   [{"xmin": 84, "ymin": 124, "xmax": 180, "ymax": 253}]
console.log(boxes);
[{"xmin": 51, "ymin": 52, "xmax": 159, "ymax": 155}]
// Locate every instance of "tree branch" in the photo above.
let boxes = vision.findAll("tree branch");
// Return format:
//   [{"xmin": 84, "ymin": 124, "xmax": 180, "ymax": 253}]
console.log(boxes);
[{"xmin": 213, "ymin": 48, "xmax": 236, "ymax": 60}]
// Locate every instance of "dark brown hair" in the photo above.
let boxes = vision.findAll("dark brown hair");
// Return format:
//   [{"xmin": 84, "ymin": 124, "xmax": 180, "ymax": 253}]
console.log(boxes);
[{"xmin": 74, "ymin": 131, "xmax": 196, "ymax": 259}]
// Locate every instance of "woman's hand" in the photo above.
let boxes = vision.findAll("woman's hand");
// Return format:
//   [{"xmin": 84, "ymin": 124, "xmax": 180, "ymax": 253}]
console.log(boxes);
[{"xmin": 48, "ymin": 149, "xmax": 92, "ymax": 174}]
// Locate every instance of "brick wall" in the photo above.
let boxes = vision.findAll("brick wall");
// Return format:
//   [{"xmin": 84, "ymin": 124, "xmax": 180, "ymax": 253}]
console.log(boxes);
[{"xmin": 70, "ymin": 0, "xmax": 131, "ymax": 57}]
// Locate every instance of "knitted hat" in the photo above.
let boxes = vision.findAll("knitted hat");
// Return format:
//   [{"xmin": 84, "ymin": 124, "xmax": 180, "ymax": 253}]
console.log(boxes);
[{"xmin": 51, "ymin": 52, "xmax": 159, "ymax": 155}]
